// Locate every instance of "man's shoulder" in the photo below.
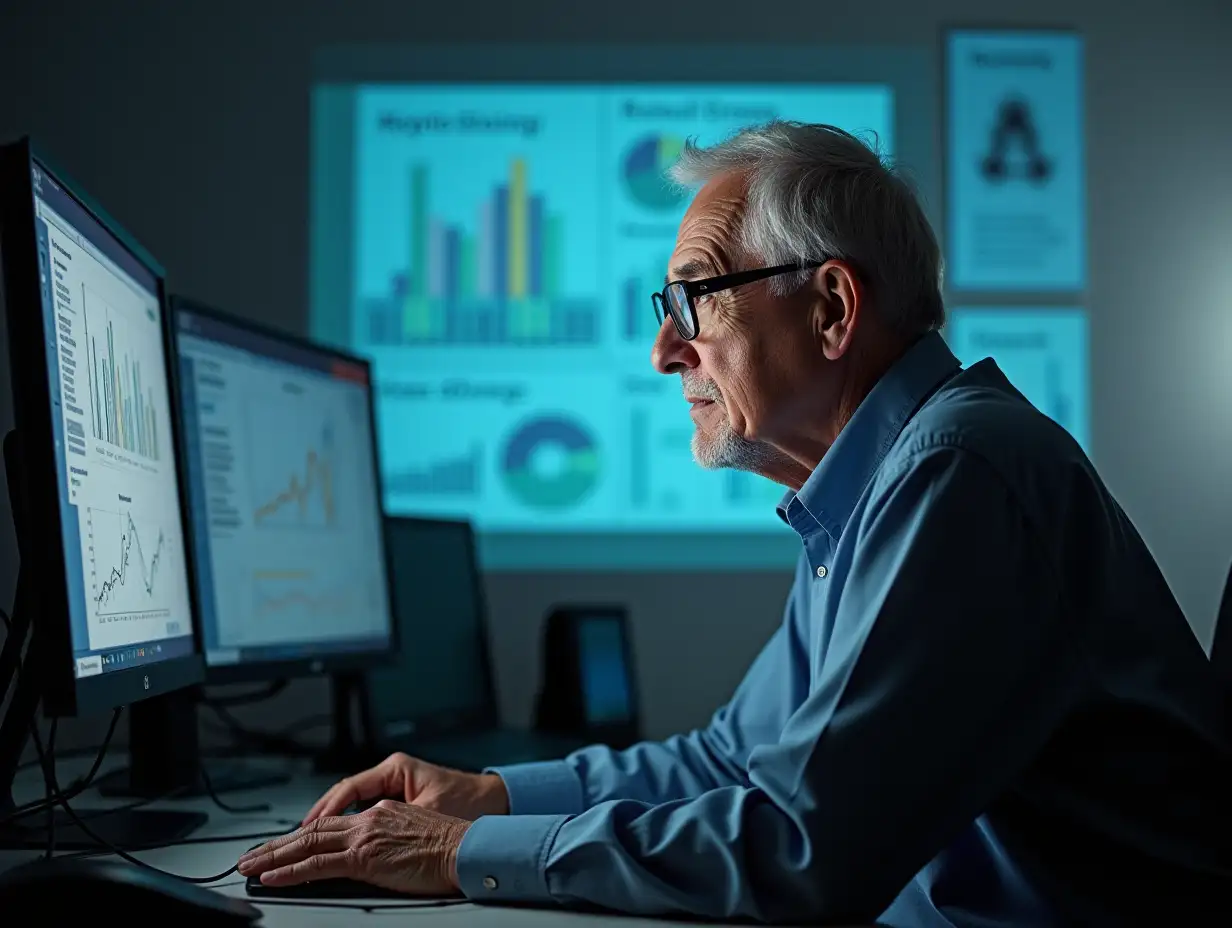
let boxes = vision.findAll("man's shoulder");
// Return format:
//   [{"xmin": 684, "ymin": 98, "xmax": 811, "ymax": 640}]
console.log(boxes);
[{"xmin": 882, "ymin": 362, "xmax": 1089, "ymax": 490}]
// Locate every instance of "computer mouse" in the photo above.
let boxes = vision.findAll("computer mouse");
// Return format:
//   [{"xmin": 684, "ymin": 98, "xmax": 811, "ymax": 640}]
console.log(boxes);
[
  {"xmin": 0, "ymin": 857, "xmax": 261, "ymax": 925},
  {"xmin": 246, "ymin": 872, "xmax": 408, "ymax": 899}
]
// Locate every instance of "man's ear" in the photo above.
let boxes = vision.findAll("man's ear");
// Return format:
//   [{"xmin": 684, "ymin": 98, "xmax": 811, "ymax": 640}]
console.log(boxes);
[{"xmin": 810, "ymin": 259, "xmax": 863, "ymax": 361}]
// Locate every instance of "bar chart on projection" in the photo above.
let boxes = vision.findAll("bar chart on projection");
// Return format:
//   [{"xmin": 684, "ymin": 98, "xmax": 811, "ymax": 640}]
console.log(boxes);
[
  {"xmin": 352, "ymin": 88, "xmax": 605, "ymax": 351},
  {"xmin": 362, "ymin": 160, "xmax": 600, "ymax": 346},
  {"xmin": 82, "ymin": 287, "xmax": 160, "ymax": 461}
]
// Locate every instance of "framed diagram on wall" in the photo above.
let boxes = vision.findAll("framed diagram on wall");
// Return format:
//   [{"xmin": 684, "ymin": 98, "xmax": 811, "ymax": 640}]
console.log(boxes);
[{"xmin": 945, "ymin": 29, "xmax": 1086, "ymax": 293}]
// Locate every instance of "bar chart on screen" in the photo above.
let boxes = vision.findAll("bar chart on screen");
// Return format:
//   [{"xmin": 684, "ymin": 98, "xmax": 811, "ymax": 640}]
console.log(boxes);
[{"xmin": 82, "ymin": 286, "xmax": 161, "ymax": 462}]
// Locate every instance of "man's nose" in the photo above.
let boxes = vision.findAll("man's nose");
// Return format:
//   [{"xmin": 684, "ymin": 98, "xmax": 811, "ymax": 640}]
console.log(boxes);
[{"xmin": 651, "ymin": 317, "xmax": 699, "ymax": 375}]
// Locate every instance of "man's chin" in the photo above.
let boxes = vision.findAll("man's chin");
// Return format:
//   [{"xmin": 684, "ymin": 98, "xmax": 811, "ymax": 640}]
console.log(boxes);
[{"xmin": 690, "ymin": 433, "xmax": 727, "ymax": 470}]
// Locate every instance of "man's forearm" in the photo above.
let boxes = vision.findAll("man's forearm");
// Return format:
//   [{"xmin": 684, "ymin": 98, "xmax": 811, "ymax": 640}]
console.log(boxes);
[{"xmin": 491, "ymin": 729, "xmax": 747, "ymax": 817}]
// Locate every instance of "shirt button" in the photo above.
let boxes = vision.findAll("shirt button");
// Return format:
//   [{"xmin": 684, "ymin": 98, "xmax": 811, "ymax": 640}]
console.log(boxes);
[
  {"xmin": 482, "ymin": 876, "xmax": 498, "ymax": 891},
  {"xmin": 815, "ymin": 565, "xmax": 828, "ymax": 578}
]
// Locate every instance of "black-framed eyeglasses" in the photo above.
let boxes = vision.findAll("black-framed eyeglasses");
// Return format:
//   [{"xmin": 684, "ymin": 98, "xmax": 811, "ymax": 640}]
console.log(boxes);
[{"xmin": 651, "ymin": 262, "xmax": 824, "ymax": 341}]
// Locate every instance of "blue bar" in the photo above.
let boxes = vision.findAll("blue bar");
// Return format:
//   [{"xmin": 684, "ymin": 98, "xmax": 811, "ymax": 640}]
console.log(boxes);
[
  {"xmin": 624, "ymin": 277, "xmax": 639, "ymax": 340},
  {"xmin": 528, "ymin": 195, "xmax": 543, "ymax": 297},
  {"xmin": 494, "ymin": 186, "xmax": 509, "ymax": 302},
  {"xmin": 444, "ymin": 227, "xmax": 460, "ymax": 342}
]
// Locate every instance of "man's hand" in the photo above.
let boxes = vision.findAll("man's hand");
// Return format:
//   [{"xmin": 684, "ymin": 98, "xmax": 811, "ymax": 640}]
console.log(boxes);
[
  {"xmin": 238, "ymin": 800, "xmax": 471, "ymax": 894},
  {"xmin": 303, "ymin": 752, "xmax": 509, "ymax": 824}
]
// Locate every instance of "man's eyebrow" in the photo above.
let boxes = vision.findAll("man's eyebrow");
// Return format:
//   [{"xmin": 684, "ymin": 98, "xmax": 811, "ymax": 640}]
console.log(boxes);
[{"xmin": 665, "ymin": 259, "xmax": 715, "ymax": 285}]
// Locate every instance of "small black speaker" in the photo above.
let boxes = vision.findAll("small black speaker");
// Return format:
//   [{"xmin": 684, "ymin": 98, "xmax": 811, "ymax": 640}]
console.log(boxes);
[{"xmin": 533, "ymin": 605, "xmax": 641, "ymax": 749}]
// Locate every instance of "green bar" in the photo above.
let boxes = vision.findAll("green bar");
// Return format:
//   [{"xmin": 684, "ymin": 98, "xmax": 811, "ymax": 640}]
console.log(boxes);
[
  {"xmin": 91, "ymin": 337, "xmax": 101, "ymax": 440},
  {"xmin": 410, "ymin": 164, "xmax": 429, "ymax": 298},
  {"xmin": 460, "ymin": 232, "xmax": 476, "ymax": 299},
  {"xmin": 544, "ymin": 213, "xmax": 562, "ymax": 299}
]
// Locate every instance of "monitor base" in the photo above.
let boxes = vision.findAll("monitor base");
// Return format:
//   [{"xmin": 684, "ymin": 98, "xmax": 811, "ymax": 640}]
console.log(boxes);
[
  {"xmin": 95, "ymin": 759, "xmax": 289, "ymax": 799},
  {"xmin": 0, "ymin": 808, "xmax": 208, "ymax": 850}
]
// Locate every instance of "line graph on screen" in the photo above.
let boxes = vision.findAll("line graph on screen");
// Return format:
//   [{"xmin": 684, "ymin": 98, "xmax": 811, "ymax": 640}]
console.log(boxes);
[
  {"xmin": 249, "ymin": 568, "xmax": 369, "ymax": 638},
  {"xmin": 86, "ymin": 506, "xmax": 171, "ymax": 619},
  {"xmin": 247, "ymin": 400, "xmax": 338, "ymax": 530}
]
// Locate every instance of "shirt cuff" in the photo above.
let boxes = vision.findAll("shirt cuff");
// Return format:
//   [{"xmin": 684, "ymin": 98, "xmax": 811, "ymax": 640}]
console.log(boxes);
[
  {"xmin": 456, "ymin": 813, "xmax": 569, "ymax": 904},
  {"xmin": 487, "ymin": 760, "xmax": 585, "ymax": 816}
]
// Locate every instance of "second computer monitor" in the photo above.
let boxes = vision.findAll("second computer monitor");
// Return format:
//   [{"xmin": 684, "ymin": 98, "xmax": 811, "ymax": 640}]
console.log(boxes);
[{"xmin": 173, "ymin": 298, "xmax": 395, "ymax": 680}]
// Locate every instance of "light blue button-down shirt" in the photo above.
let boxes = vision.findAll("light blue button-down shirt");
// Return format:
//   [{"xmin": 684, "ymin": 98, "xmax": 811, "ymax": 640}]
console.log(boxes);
[{"xmin": 456, "ymin": 332, "xmax": 1232, "ymax": 925}]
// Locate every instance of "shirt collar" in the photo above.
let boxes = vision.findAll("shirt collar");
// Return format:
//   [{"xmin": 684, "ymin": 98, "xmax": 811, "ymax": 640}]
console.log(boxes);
[{"xmin": 776, "ymin": 331, "xmax": 962, "ymax": 541}]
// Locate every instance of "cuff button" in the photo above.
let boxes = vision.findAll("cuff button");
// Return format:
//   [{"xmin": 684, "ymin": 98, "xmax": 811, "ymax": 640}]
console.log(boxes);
[{"xmin": 482, "ymin": 876, "xmax": 498, "ymax": 891}]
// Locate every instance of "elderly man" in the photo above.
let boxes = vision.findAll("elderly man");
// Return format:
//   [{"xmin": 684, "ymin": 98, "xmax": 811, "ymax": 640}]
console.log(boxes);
[{"xmin": 239, "ymin": 122, "xmax": 1231, "ymax": 925}]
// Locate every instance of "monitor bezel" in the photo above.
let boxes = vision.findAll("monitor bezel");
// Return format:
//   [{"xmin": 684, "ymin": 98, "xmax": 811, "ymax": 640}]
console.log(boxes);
[
  {"xmin": 364, "ymin": 515, "xmax": 500, "ymax": 739},
  {"xmin": 0, "ymin": 137, "xmax": 206, "ymax": 717},
  {"xmin": 169, "ymin": 294, "xmax": 399, "ymax": 684}
]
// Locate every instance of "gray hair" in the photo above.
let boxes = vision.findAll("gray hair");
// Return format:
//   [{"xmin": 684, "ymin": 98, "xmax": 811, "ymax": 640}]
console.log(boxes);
[{"xmin": 669, "ymin": 121, "xmax": 945, "ymax": 336}]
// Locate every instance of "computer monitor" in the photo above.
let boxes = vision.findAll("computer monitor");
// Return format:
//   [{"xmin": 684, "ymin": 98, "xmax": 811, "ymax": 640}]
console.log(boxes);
[
  {"xmin": 173, "ymin": 297, "xmax": 396, "ymax": 680},
  {"xmin": 0, "ymin": 138, "xmax": 207, "ymax": 847},
  {"xmin": 365, "ymin": 516, "xmax": 498, "ymax": 742},
  {"xmin": 95, "ymin": 300, "xmax": 397, "ymax": 797}
]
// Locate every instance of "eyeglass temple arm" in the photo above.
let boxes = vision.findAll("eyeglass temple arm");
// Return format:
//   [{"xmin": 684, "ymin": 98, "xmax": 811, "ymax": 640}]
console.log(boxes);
[{"xmin": 689, "ymin": 262, "xmax": 823, "ymax": 295}]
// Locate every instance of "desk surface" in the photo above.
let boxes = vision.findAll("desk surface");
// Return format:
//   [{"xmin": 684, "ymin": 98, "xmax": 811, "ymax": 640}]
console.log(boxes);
[{"xmin": 2, "ymin": 760, "xmax": 748, "ymax": 927}]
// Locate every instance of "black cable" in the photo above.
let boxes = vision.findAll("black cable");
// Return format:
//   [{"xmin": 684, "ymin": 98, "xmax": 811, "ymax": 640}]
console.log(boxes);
[
  {"xmin": 42, "ymin": 718, "xmax": 57, "ymax": 859},
  {"xmin": 0, "ymin": 707, "xmax": 123, "ymax": 826},
  {"xmin": 275, "ymin": 712, "xmax": 331, "ymax": 737},
  {"xmin": 36, "ymin": 734, "xmax": 238, "ymax": 884},
  {"xmin": 204, "ymin": 702, "xmax": 315, "ymax": 757},
  {"xmin": 198, "ymin": 760, "xmax": 269, "ymax": 815},
  {"xmin": 59, "ymin": 827, "xmax": 292, "ymax": 860},
  {"xmin": 16, "ymin": 745, "xmax": 99, "ymax": 773}
]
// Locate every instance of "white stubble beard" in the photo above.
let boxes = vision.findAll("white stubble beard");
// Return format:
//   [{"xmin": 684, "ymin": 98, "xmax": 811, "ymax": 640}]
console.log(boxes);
[{"xmin": 682, "ymin": 373, "xmax": 784, "ymax": 475}]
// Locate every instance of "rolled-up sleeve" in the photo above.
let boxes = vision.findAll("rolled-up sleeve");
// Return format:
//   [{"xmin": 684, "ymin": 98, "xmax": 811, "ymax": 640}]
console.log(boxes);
[{"xmin": 458, "ymin": 445, "xmax": 1084, "ymax": 922}]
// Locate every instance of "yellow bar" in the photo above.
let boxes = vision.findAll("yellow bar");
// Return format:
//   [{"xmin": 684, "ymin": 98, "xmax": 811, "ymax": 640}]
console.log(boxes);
[{"xmin": 508, "ymin": 159, "xmax": 527, "ymax": 298}]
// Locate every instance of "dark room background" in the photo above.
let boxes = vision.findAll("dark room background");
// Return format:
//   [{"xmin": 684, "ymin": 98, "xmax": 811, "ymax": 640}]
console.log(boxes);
[{"xmin": 1, "ymin": 0, "xmax": 1231, "ymax": 747}]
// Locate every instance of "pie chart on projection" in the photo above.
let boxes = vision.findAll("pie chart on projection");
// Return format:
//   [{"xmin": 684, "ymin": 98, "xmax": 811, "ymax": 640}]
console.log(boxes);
[
  {"xmin": 623, "ymin": 134, "xmax": 687, "ymax": 212},
  {"xmin": 501, "ymin": 415, "xmax": 600, "ymax": 511}
]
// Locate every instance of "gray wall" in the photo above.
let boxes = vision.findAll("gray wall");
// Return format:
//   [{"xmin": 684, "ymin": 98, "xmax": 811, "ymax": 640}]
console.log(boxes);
[{"xmin": 1, "ymin": 0, "xmax": 1231, "ymax": 748}]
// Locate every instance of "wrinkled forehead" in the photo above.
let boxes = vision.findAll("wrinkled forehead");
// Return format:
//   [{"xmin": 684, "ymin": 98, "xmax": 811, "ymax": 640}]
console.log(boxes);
[{"xmin": 669, "ymin": 172, "xmax": 749, "ymax": 280}]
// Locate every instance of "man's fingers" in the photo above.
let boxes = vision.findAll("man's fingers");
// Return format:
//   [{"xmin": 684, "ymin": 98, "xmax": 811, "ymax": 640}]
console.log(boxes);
[
  {"xmin": 259, "ymin": 851, "xmax": 356, "ymax": 887},
  {"xmin": 238, "ymin": 817, "xmax": 353, "ymax": 866},
  {"xmin": 305, "ymin": 767, "xmax": 392, "ymax": 823},
  {"xmin": 304, "ymin": 781, "xmax": 355, "ymax": 824}
]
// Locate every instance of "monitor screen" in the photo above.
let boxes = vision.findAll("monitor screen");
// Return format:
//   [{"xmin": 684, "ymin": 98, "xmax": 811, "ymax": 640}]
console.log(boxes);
[
  {"xmin": 29, "ymin": 164, "xmax": 196, "ymax": 680},
  {"xmin": 175, "ymin": 305, "xmax": 393, "ymax": 669},
  {"xmin": 367, "ymin": 517, "xmax": 492, "ymax": 738}
]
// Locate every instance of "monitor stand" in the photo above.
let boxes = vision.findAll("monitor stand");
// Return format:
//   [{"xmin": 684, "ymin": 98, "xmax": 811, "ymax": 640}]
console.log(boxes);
[
  {"xmin": 97, "ymin": 671, "xmax": 381, "ymax": 795},
  {"xmin": 313, "ymin": 671, "xmax": 383, "ymax": 775},
  {"xmin": 0, "ymin": 430, "xmax": 207, "ymax": 849},
  {"xmin": 93, "ymin": 688, "xmax": 291, "ymax": 800}
]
